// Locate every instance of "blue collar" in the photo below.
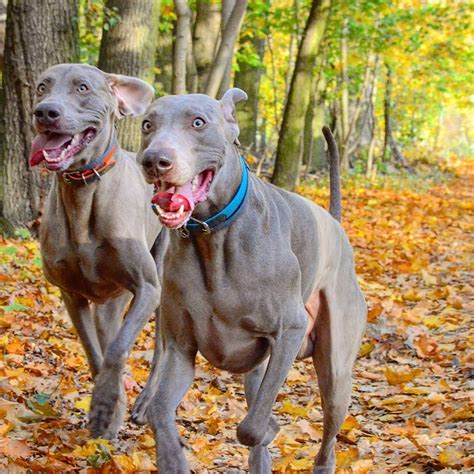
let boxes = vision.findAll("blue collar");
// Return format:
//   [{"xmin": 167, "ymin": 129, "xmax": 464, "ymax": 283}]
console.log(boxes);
[{"xmin": 178, "ymin": 156, "xmax": 249, "ymax": 238}]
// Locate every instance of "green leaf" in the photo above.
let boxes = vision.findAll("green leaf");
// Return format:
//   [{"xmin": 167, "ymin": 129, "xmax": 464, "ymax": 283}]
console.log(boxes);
[
  {"xmin": 0, "ymin": 246, "xmax": 17, "ymax": 255},
  {"xmin": 14, "ymin": 229, "xmax": 31, "ymax": 239},
  {"xmin": 1, "ymin": 303, "xmax": 29, "ymax": 312},
  {"xmin": 26, "ymin": 393, "xmax": 61, "ymax": 419}
]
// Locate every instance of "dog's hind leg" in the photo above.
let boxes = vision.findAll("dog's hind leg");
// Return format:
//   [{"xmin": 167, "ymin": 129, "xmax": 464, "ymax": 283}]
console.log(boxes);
[
  {"xmin": 311, "ymin": 282, "xmax": 366, "ymax": 473},
  {"xmin": 92, "ymin": 292, "xmax": 131, "ymax": 354},
  {"xmin": 131, "ymin": 306, "xmax": 161, "ymax": 425},
  {"xmin": 244, "ymin": 360, "xmax": 280, "ymax": 474},
  {"xmin": 61, "ymin": 291, "xmax": 103, "ymax": 378}
]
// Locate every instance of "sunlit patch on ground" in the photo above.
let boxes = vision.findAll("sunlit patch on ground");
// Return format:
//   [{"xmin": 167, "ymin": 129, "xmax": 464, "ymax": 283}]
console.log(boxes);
[{"xmin": 0, "ymin": 159, "xmax": 472, "ymax": 472}]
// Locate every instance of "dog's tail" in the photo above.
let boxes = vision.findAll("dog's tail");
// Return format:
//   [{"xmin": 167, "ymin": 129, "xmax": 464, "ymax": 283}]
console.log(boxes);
[{"xmin": 322, "ymin": 126, "xmax": 342, "ymax": 223}]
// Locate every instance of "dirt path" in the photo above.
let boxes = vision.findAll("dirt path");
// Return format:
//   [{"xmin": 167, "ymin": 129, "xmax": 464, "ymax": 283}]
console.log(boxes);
[{"xmin": 1, "ymin": 164, "xmax": 472, "ymax": 472}]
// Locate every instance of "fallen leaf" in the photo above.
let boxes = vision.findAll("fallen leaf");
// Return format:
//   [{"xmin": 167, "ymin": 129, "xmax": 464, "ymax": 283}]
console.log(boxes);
[
  {"xmin": 384, "ymin": 367, "xmax": 422, "ymax": 385},
  {"xmin": 0, "ymin": 437, "xmax": 31, "ymax": 458}
]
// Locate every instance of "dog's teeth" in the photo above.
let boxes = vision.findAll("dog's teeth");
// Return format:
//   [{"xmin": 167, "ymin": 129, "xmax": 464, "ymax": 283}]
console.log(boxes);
[
  {"xmin": 178, "ymin": 205, "xmax": 184, "ymax": 216},
  {"xmin": 155, "ymin": 206, "xmax": 165, "ymax": 216},
  {"xmin": 192, "ymin": 176, "xmax": 199, "ymax": 192},
  {"xmin": 71, "ymin": 134, "xmax": 80, "ymax": 146},
  {"xmin": 43, "ymin": 151, "xmax": 50, "ymax": 161}
]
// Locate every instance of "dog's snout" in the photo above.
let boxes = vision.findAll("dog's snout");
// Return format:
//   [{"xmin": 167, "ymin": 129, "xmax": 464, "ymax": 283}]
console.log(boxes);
[
  {"xmin": 34, "ymin": 102, "xmax": 63, "ymax": 125},
  {"xmin": 143, "ymin": 148, "xmax": 176, "ymax": 176}
]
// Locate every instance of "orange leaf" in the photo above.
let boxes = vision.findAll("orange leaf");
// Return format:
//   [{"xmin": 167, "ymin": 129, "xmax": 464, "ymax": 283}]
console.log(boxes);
[
  {"xmin": 0, "ymin": 438, "xmax": 31, "ymax": 458},
  {"xmin": 384, "ymin": 367, "xmax": 422, "ymax": 385},
  {"xmin": 296, "ymin": 419, "xmax": 322, "ymax": 441}
]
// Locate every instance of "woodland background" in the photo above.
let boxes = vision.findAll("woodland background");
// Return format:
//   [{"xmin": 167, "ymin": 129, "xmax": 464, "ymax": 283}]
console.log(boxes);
[
  {"xmin": 0, "ymin": 0, "xmax": 473, "ymax": 472},
  {"xmin": 0, "ymin": 0, "xmax": 471, "ymax": 229}
]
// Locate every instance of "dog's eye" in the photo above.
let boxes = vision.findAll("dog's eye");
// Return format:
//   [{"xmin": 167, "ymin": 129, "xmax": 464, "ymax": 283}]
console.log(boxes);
[
  {"xmin": 78, "ymin": 83, "xmax": 89, "ymax": 93},
  {"xmin": 37, "ymin": 83, "xmax": 46, "ymax": 94},
  {"xmin": 142, "ymin": 120, "xmax": 153, "ymax": 132},
  {"xmin": 192, "ymin": 117, "xmax": 206, "ymax": 129}
]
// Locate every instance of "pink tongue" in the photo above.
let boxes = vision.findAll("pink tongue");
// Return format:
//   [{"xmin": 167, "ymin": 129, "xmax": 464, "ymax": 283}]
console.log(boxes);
[
  {"xmin": 152, "ymin": 182, "xmax": 195, "ymax": 212},
  {"xmin": 29, "ymin": 133, "xmax": 73, "ymax": 166}
]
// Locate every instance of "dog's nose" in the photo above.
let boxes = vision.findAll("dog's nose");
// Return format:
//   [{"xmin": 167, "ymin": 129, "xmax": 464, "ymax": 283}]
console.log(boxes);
[
  {"xmin": 142, "ymin": 148, "xmax": 176, "ymax": 176},
  {"xmin": 33, "ymin": 102, "xmax": 63, "ymax": 125}
]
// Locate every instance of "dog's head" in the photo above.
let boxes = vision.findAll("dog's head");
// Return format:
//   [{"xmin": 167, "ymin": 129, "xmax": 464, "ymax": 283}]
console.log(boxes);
[
  {"xmin": 137, "ymin": 89, "xmax": 247, "ymax": 229},
  {"xmin": 30, "ymin": 64, "xmax": 154, "ymax": 172}
]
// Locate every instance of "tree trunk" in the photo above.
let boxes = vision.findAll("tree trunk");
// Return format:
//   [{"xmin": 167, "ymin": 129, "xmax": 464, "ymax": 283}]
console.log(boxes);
[
  {"xmin": 339, "ymin": 17, "xmax": 350, "ymax": 170},
  {"xmin": 155, "ymin": 24, "xmax": 174, "ymax": 95},
  {"xmin": 345, "ymin": 52, "xmax": 375, "ymax": 159},
  {"xmin": 0, "ymin": 0, "xmax": 6, "ymax": 70},
  {"xmin": 311, "ymin": 99, "xmax": 326, "ymax": 171},
  {"xmin": 234, "ymin": 36, "xmax": 265, "ymax": 153},
  {"xmin": 172, "ymin": 0, "xmax": 192, "ymax": 95},
  {"xmin": 98, "ymin": 0, "xmax": 160, "ymax": 151},
  {"xmin": 382, "ymin": 63, "xmax": 412, "ymax": 171},
  {"xmin": 272, "ymin": 0, "xmax": 331, "ymax": 190},
  {"xmin": 205, "ymin": 0, "xmax": 248, "ymax": 98},
  {"xmin": 383, "ymin": 63, "xmax": 392, "ymax": 161},
  {"xmin": 302, "ymin": 85, "xmax": 316, "ymax": 170},
  {"xmin": 217, "ymin": 0, "xmax": 236, "ymax": 98},
  {"xmin": 366, "ymin": 59, "xmax": 378, "ymax": 177},
  {"xmin": 0, "ymin": 0, "xmax": 79, "ymax": 230},
  {"xmin": 185, "ymin": 24, "xmax": 198, "ymax": 93},
  {"xmin": 193, "ymin": 0, "xmax": 222, "ymax": 92},
  {"xmin": 304, "ymin": 61, "xmax": 327, "ymax": 173}
]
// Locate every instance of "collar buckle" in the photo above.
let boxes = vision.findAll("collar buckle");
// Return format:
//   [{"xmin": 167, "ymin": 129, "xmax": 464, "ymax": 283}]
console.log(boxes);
[
  {"xmin": 61, "ymin": 140, "xmax": 117, "ymax": 185},
  {"xmin": 189, "ymin": 217, "xmax": 211, "ymax": 234},
  {"xmin": 178, "ymin": 217, "xmax": 210, "ymax": 239},
  {"xmin": 178, "ymin": 226, "xmax": 190, "ymax": 239}
]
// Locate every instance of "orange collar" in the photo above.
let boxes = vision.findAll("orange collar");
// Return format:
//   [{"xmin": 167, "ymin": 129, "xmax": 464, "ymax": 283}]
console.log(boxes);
[{"xmin": 62, "ymin": 143, "xmax": 117, "ymax": 185}]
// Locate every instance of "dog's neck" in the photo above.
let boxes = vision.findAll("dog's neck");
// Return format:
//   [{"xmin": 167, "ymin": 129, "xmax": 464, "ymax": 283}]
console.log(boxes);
[
  {"xmin": 54, "ymin": 124, "xmax": 120, "ymax": 242},
  {"xmin": 192, "ymin": 145, "xmax": 242, "ymax": 222}
]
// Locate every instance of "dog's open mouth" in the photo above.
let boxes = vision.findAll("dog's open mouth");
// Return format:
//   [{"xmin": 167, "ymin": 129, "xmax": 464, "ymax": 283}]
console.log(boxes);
[
  {"xmin": 151, "ymin": 170, "xmax": 214, "ymax": 229},
  {"xmin": 29, "ymin": 128, "xmax": 97, "ymax": 171}
]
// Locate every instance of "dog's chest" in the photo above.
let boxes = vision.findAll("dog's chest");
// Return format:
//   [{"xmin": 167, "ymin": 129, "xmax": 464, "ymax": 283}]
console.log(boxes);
[
  {"xmin": 186, "ymin": 290, "xmax": 272, "ymax": 372},
  {"xmin": 40, "ymin": 239, "xmax": 123, "ymax": 302},
  {"xmin": 168, "ymin": 248, "xmax": 300, "ymax": 372}
]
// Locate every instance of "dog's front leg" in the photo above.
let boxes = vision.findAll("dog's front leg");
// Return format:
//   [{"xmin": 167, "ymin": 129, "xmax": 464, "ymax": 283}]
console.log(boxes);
[
  {"xmin": 147, "ymin": 341, "xmax": 197, "ymax": 473},
  {"xmin": 237, "ymin": 312, "xmax": 306, "ymax": 450},
  {"xmin": 88, "ymin": 280, "xmax": 160, "ymax": 439},
  {"xmin": 244, "ymin": 361, "xmax": 280, "ymax": 473},
  {"xmin": 61, "ymin": 291, "xmax": 103, "ymax": 377}
]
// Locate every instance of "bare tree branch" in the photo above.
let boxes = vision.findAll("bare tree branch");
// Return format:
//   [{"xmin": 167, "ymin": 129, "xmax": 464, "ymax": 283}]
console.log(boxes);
[
  {"xmin": 172, "ymin": 0, "xmax": 192, "ymax": 94},
  {"xmin": 217, "ymin": 0, "xmax": 237, "ymax": 97},
  {"xmin": 205, "ymin": 0, "xmax": 248, "ymax": 98}
]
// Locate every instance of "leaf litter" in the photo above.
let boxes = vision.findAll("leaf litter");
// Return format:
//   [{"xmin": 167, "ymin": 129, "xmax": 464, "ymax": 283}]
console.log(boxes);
[{"xmin": 0, "ymin": 159, "xmax": 472, "ymax": 472}]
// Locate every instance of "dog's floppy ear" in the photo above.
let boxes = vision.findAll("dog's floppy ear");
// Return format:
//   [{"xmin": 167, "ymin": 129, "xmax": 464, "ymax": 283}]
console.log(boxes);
[
  {"xmin": 220, "ymin": 88, "xmax": 248, "ymax": 145},
  {"xmin": 106, "ymin": 74, "xmax": 154, "ymax": 119}
]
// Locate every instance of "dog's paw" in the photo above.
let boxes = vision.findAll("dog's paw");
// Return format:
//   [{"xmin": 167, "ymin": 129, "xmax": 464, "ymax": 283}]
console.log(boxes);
[
  {"xmin": 88, "ymin": 372, "xmax": 126, "ymax": 439},
  {"xmin": 237, "ymin": 416, "xmax": 267, "ymax": 447},
  {"xmin": 313, "ymin": 450, "xmax": 336, "ymax": 474},
  {"xmin": 249, "ymin": 446, "xmax": 272, "ymax": 474},
  {"xmin": 131, "ymin": 385, "xmax": 153, "ymax": 425}
]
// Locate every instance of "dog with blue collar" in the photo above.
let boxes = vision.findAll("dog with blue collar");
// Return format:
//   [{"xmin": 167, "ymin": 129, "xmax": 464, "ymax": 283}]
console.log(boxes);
[{"xmin": 135, "ymin": 89, "xmax": 367, "ymax": 474}]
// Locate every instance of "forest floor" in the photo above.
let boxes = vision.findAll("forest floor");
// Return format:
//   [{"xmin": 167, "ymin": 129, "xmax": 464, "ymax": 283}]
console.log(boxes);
[{"xmin": 0, "ymin": 158, "xmax": 472, "ymax": 473}]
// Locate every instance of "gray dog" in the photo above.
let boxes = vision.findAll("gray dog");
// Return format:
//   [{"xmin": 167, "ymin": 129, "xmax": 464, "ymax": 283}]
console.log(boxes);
[
  {"xmin": 30, "ymin": 64, "xmax": 167, "ymax": 440},
  {"xmin": 136, "ymin": 89, "xmax": 366, "ymax": 473}
]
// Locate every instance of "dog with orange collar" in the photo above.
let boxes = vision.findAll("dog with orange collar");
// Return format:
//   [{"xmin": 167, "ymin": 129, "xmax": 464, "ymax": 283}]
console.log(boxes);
[{"xmin": 30, "ymin": 63, "xmax": 168, "ymax": 439}]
